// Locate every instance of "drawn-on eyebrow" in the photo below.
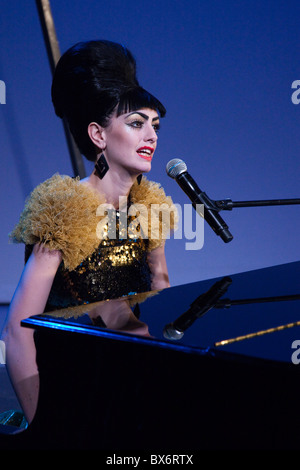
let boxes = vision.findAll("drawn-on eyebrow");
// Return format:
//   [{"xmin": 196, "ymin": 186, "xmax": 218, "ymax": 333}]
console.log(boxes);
[{"xmin": 126, "ymin": 111, "xmax": 160, "ymax": 122}]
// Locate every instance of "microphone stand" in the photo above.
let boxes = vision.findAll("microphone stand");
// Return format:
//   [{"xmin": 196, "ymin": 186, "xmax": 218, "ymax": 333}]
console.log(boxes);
[
  {"xmin": 214, "ymin": 197, "xmax": 300, "ymax": 211},
  {"xmin": 189, "ymin": 188, "xmax": 300, "ymax": 242}
]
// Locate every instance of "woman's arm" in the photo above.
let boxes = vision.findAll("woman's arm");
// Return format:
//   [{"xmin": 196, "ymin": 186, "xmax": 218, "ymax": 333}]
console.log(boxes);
[
  {"xmin": 147, "ymin": 243, "xmax": 170, "ymax": 290},
  {"xmin": 1, "ymin": 244, "xmax": 62, "ymax": 423}
]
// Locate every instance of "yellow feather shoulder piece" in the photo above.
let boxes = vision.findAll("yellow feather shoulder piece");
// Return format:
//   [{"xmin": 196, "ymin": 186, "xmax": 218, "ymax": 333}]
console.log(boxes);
[
  {"xmin": 9, "ymin": 173, "xmax": 177, "ymax": 269},
  {"xmin": 9, "ymin": 174, "xmax": 105, "ymax": 270}
]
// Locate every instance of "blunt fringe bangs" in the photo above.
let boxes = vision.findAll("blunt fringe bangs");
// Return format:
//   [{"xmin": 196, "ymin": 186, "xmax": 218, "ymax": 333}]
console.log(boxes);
[{"xmin": 116, "ymin": 87, "xmax": 166, "ymax": 118}]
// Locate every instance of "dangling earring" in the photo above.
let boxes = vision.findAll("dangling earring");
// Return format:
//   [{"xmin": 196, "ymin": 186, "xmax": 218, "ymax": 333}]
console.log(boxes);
[
  {"xmin": 94, "ymin": 153, "xmax": 109, "ymax": 179},
  {"xmin": 137, "ymin": 174, "xmax": 142, "ymax": 185}
]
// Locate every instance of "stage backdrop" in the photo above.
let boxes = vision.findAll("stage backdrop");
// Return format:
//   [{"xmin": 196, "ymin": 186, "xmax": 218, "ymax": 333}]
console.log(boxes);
[{"xmin": 0, "ymin": 0, "xmax": 299, "ymax": 303}]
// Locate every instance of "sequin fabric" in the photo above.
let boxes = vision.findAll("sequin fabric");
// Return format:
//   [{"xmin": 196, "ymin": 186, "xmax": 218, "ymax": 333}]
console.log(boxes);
[{"xmin": 25, "ymin": 210, "xmax": 152, "ymax": 311}]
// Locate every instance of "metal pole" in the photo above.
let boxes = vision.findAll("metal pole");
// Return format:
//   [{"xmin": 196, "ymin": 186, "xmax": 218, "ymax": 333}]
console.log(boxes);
[{"xmin": 35, "ymin": 0, "xmax": 86, "ymax": 178}]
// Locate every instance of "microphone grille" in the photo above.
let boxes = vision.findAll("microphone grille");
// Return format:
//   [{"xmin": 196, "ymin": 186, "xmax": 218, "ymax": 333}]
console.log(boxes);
[{"xmin": 166, "ymin": 159, "xmax": 187, "ymax": 178}]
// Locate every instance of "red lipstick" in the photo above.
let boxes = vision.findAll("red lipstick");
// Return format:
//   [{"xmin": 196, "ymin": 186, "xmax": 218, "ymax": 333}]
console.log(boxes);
[{"xmin": 137, "ymin": 146, "xmax": 154, "ymax": 161}]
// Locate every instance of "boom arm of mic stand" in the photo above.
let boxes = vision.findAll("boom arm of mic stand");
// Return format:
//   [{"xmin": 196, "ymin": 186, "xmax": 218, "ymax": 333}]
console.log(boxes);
[
  {"xmin": 215, "ymin": 293, "xmax": 300, "ymax": 309},
  {"xmin": 214, "ymin": 198, "xmax": 300, "ymax": 210}
]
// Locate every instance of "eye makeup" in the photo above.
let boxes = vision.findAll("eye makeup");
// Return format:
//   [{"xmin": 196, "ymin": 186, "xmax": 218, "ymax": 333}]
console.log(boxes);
[{"xmin": 125, "ymin": 111, "xmax": 160, "ymax": 132}]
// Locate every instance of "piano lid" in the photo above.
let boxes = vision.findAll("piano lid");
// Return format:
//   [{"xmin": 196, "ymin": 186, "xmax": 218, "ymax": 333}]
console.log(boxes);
[{"xmin": 22, "ymin": 261, "xmax": 300, "ymax": 364}]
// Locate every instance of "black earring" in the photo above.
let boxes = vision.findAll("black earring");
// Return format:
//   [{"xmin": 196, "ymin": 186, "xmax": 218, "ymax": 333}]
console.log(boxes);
[
  {"xmin": 94, "ymin": 153, "xmax": 109, "ymax": 179},
  {"xmin": 137, "ymin": 174, "xmax": 142, "ymax": 185}
]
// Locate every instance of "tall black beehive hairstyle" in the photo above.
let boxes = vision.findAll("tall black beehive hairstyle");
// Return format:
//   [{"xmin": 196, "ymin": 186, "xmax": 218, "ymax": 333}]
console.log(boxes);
[{"xmin": 51, "ymin": 40, "xmax": 166, "ymax": 161}]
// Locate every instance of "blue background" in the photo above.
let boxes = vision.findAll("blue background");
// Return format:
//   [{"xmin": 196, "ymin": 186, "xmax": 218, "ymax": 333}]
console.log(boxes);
[{"xmin": 0, "ymin": 0, "xmax": 299, "ymax": 302}]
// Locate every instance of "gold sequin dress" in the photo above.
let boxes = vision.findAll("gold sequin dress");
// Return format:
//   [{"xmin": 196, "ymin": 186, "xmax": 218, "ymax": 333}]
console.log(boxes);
[{"xmin": 10, "ymin": 174, "xmax": 177, "ymax": 311}]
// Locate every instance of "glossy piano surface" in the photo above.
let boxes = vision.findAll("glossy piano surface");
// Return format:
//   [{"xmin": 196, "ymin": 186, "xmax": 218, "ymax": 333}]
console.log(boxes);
[
  {"xmin": 1, "ymin": 261, "xmax": 300, "ymax": 450},
  {"xmin": 22, "ymin": 260, "xmax": 300, "ymax": 364}
]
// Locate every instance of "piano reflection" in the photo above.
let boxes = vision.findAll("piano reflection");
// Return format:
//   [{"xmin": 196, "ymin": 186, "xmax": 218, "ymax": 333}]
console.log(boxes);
[{"xmin": 0, "ymin": 261, "xmax": 300, "ymax": 450}]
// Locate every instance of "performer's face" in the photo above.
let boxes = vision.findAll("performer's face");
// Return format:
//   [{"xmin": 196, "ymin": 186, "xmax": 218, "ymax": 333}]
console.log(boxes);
[{"xmin": 101, "ymin": 107, "xmax": 160, "ymax": 176}]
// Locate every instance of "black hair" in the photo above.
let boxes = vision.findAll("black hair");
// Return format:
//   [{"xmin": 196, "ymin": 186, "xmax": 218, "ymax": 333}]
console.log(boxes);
[
  {"xmin": 116, "ymin": 86, "xmax": 166, "ymax": 118},
  {"xmin": 51, "ymin": 40, "xmax": 166, "ymax": 161}
]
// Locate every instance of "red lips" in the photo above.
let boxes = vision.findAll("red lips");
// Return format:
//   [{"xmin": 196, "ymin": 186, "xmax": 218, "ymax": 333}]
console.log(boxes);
[{"xmin": 137, "ymin": 146, "xmax": 154, "ymax": 161}]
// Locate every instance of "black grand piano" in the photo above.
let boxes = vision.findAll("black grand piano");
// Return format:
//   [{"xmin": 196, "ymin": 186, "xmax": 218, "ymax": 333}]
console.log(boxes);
[{"xmin": 0, "ymin": 261, "xmax": 300, "ymax": 450}]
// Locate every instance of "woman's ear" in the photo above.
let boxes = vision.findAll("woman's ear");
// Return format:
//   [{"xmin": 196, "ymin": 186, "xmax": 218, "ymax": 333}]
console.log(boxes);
[{"xmin": 87, "ymin": 122, "xmax": 106, "ymax": 151}]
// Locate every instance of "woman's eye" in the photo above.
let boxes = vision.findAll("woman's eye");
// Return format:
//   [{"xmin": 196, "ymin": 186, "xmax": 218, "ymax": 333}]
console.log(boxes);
[
  {"xmin": 128, "ymin": 120, "xmax": 144, "ymax": 128},
  {"xmin": 126, "ymin": 119, "xmax": 160, "ymax": 134}
]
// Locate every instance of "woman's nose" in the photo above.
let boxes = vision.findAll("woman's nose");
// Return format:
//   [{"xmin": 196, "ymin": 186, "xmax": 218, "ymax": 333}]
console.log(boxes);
[{"xmin": 145, "ymin": 124, "xmax": 158, "ymax": 143}]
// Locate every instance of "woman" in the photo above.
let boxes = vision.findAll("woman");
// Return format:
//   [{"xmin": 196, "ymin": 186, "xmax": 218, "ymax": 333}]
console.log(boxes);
[{"xmin": 1, "ymin": 40, "xmax": 176, "ymax": 424}]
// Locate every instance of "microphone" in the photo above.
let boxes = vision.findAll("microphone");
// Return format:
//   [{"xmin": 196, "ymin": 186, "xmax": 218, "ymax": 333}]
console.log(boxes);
[
  {"xmin": 163, "ymin": 277, "xmax": 232, "ymax": 340},
  {"xmin": 166, "ymin": 158, "xmax": 233, "ymax": 243}
]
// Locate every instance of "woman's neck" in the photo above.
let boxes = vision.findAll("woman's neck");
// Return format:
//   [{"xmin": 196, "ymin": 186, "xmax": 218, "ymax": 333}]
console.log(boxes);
[{"xmin": 83, "ymin": 168, "xmax": 136, "ymax": 209}]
